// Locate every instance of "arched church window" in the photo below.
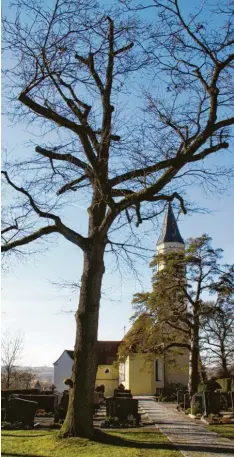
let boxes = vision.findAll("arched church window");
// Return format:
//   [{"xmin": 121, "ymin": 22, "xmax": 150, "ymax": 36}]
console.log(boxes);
[{"xmin": 155, "ymin": 359, "xmax": 162, "ymax": 382}]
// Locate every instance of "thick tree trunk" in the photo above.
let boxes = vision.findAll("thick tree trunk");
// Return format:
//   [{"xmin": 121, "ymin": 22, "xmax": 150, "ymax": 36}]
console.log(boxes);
[
  {"xmin": 60, "ymin": 241, "xmax": 105, "ymax": 438},
  {"xmin": 188, "ymin": 328, "xmax": 200, "ymax": 395},
  {"xmin": 6, "ymin": 369, "xmax": 11, "ymax": 389},
  {"xmin": 221, "ymin": 345, "xmax": 229, "ymax": 377}
]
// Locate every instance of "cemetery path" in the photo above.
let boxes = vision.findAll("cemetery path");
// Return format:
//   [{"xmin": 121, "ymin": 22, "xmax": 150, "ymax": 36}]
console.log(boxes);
[{"xmin": 137, "ymin": 396, "xmax": 234, "ymax": 457}]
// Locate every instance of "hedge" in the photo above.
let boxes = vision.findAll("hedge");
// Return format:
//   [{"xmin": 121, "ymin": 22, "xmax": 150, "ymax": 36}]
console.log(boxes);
[
  {"xmin": 19, "ymin": 395, "xmax": 56, "ymax": 412},
  {"xmin": 1, "ymin": 392, "xmax": 56, "ymax": 412},
  {"xmin": 216, "ymin": 378, "xmax": 232, "ymax": 392},
  {"xmin": 1, "ymin": 389, "xmax": 40, "ymax": 399}
]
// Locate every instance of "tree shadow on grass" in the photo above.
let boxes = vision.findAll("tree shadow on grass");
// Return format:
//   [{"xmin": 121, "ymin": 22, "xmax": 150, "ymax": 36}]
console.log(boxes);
[
  {"xmin": 92, "ymin": 429, "xmax": 175, "ymax": 450},
  {"xmin": 1, "ymin": 433, "xmax": 53, "ymax": 438},
  {"xmin": 2, "ymin": 429, "xmax": 234, "ymax": 455},
  {"xmin": 93, "ymin": 429, "xmax": 234, "ymax": 454}
]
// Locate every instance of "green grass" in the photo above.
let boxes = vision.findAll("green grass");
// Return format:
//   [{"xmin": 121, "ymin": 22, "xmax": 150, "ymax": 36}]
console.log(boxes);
[
  {"xmin": 207, "ymin": 424, "xmax": 234, "ymax": 440},
  {"xmin": 1, "ymin": 428, "xmax": 183, "ymax": 457}
]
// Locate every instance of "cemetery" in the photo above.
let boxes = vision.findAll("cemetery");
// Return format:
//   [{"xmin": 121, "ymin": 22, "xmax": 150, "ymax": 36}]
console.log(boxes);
[
  {"xmin": 175, "ymin": 378, "xmax": 234, "ymax": 426},
  {"xmin": 1, "ymin": 383, "xmax": 140, "ymax": 430},
  {"xmin": 2, "ymin": 378, "xmax": 234, "ymax": 457},
  {"xmin": 2, "ymin": 376, "xmax": 234, "ymax": 431}
]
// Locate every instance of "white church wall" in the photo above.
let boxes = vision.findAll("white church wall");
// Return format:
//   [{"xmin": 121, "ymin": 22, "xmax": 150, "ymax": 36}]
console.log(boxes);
[{"xmin": 54, "ymin": 351, "xmax": 73, "ymax": 393}]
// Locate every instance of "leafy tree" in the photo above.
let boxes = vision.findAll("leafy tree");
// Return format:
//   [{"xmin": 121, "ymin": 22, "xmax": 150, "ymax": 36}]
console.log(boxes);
[
  {"xmin": 1, "ymin": 0, "xmax": 234, "ymax": 437},
  {"xmin": 201, "ymin": 301, "xmax": 234, "ymax": 378},
  {"xmin": 120, "ymin": 235, "xmax": 234, "ymax": 394}
]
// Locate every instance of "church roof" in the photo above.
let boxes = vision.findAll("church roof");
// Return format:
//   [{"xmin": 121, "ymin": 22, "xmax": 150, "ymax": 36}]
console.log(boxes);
[
  {"xmin": 157, "ymin": 203, "xmax": 184, "ymax": 245},
  {"xmin": 61, "ymin": 341, "xmax": 121, "ymax": 365}
]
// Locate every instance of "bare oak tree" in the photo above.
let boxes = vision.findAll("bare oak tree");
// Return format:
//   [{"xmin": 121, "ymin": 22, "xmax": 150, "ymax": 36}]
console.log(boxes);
[
  {"xmin": 201, "ymin": 302, "xmax": 234, "ymax": 378},
  {"xmin": 2, "ymin": 0, "xmax": 234, "ymax": 437},
  {"xmin": 1, "ymin": 331, "xmax": 24, "ymax": 389}
]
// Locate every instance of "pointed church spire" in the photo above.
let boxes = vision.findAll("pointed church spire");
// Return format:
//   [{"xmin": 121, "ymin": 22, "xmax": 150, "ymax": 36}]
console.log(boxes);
[{"xmin": 157, "ymin": 203, "xmax": 184, "ymax": 245}]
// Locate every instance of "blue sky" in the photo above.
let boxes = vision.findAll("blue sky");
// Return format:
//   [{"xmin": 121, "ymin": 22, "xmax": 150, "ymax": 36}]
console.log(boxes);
[{"xmin": 2, "ymin": 0, "xmax": 234, "ymax": 367}]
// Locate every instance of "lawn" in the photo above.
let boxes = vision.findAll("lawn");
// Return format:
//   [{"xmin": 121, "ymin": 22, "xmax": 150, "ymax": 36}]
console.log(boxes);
[
  {"xmin": 207, "ymin": 424, "xmax": 234, "ymax": 441},
  {"xmin": 1, "ymin": 428, "xmax": 183, "ymax": 457}
]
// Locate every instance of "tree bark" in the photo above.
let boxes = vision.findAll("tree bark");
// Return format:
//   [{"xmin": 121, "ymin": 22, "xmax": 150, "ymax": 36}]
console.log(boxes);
[
  {"xmin": 221, "ymin": 344, "xmax": 229, "ymax": 377},
  {"xmin": 60, "ymin": 241, "xmax": 106, "ymax": 438},
  {"xmin": 188, "ymin": 326, "xmax": 200, "ymax": 395},
  {"xmin": 6, "ymin": 369, "xmax": 10, "ymax": 389}
]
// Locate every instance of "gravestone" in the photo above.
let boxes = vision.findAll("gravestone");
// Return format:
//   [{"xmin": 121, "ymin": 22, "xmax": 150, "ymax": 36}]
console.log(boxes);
[
  {"xmin": 184, "ymin": 392, "xmax": 190, "ymax": 410},
  {"xmin": 54, "ymin": 391, "xmax": 69, "ymax": 422},
  {"xmin": 229, "ymin": 391, "xmax": 234, "ymax": 411},
  {"xmin": 114, "ymin": 392, "xmax": 132, "ymax": 398},
  {"xmin": 93, "ymin": 391, "xmax": 103, "ymax": 414},
  {"xmin": 106, "ymin": 396, "xmax": 139, "ymax": 423},
  {"xmin": 1, "ymin": 397, "xmax": 7, "ymax": 421},
  {"xmin": 6, "ymin": 397, "xmax": 38, "ymax": 426},
  {"xmin": 203, "ymin": 392, "xmax": 220, "ymax": 416},
  {"xmin": 177, "ymin": 390, "xmax": 184, "ymax": 405}
]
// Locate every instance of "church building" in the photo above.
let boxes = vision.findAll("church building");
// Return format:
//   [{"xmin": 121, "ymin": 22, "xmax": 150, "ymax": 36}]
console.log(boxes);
[
  {"xmin": 53, "ymin": 204, "xmax": 189, "ymax": 395},
  {"xmin": 119, "ymin": 203, "xmax": 189, "ymax": 395}
]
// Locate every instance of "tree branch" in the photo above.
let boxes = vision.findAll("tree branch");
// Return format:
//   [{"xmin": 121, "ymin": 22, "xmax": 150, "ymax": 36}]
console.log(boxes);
[
  {"xmin": 19, "ymin": 93, "xmax": 89, "ymax": 136},
  {"xmin": 113, "ymin": 42, "xmax": 134, "ymax": 56},
  {"xmin": 110, "ymin": 141, "xmax": 229, "ymax": 187},
  {"xmin": 1, "ymin": 224, "xmax": 18, "ymax": 235},
  {"xmin": 57, "ymin": 175, "xmax": 88, "ymax": 195},
  {"xmin": 164, "ymin": 342, "xmax": 190, "ymax": 351},
  {"xmin": 36, "ymin": 146, "xmax": 92, "ymax": 175},
  {"xmin": 75, "ymin": 53, "xmax": 104, "ymax": 95},
  {"xmin": 1, "ymin": 225, "xmax": 58, "ymax": 252},
  {"xmin": 2, "ymin": 171, "xmax": 60, "ymax": 223},
  {"xmin": 2, "ymin": 171, "xmax": 88, "ymax": 250}
]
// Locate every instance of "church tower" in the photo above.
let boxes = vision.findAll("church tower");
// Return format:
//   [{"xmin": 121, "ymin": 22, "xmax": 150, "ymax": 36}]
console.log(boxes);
[{"xmin": 157, "ymin": 203, "xmax": 184, "ymax": 270}]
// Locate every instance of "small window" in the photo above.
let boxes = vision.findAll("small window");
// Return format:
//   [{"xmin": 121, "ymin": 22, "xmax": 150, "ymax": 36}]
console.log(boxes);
[{"xmin": 155, "ymin": 359, "xmax": 161, "ymax": 382}]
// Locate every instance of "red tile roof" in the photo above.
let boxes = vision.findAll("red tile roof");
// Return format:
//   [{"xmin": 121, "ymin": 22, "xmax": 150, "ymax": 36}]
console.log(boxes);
[{"xmin": 65, "ymin": 341, "xmax": 121, "ymax": 365}]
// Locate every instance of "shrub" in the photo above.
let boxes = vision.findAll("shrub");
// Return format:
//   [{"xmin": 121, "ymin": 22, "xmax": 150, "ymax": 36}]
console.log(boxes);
[
  {"xmin": 1, "ymin": 421, "xmax": 13, "ymax": 430},
  {"xmin": 168, "ymin": 383, "xmax": 186, "ymax": 391},
  {"xmin": 198, "ymin": 379, "xmax": 221, "ymax": 392},
  {"xmin": 1, "ymin": 421, "xmax": 31, "ymax": 430},
  {"xmin": 101, "ymin": 414, "xmax": 141, "ymax": 428},
  {"xmin": 231, "ymin": 379, "xmax": 234, "ymax": 392},
  {"xmin": 191, "ymin": 402, "xmax": 202, "ymax": 415},
  {"xmin": 220, "ymin": 393, "xmax": 229, "ymax": 410}
]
